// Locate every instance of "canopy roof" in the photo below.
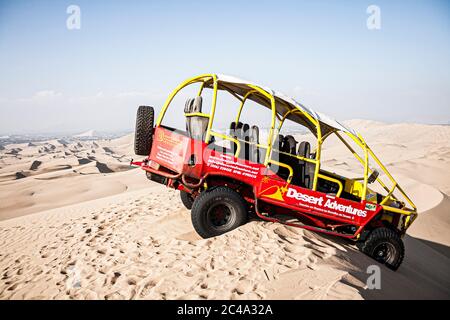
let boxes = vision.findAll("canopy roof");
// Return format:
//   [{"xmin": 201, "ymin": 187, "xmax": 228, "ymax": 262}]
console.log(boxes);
[{"xmin": 204, "ymin": 74, "xmax": 357, "ymax": 138}]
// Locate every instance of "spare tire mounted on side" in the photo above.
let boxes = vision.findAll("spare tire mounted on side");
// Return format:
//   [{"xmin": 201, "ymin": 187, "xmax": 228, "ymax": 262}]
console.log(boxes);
[{"xmin": 134, "ymin": 105, "xmax": 154, "ymax": 156}]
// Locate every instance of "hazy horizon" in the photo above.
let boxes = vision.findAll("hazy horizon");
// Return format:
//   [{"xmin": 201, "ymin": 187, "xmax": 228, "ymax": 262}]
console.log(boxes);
[
  {"xmin": 1, "ymin": 0, "xmax": 449, "ymax": 134},
  {"xmin": 1, "ymin": 117, "xmax": 449, "ymax": 137}
]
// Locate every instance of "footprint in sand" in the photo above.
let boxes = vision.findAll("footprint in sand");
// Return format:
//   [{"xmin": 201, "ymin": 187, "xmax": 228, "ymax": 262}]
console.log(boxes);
[{"xmin": 110, "ymin": 272, "xmax": 121, "ymax": 285}]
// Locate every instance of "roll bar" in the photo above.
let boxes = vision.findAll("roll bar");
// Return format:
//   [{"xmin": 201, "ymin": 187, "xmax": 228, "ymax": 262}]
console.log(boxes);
[{"xmin": 156, "ymin": 74, "xmax": 416, "ymax": 215}]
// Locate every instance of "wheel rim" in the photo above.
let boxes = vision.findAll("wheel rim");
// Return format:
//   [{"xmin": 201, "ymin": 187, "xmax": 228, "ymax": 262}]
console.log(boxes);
[
  {"xmin": 206, "ymin": 202, "xmax": 236, "ymax": 231},
  {"xmin": 373, "ymin": 242, "xmax": 396, "ymax": 264}
]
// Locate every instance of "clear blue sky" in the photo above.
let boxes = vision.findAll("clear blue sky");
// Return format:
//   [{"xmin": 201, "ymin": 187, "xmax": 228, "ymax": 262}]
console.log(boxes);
[{"xmin": 0, "ymin": 0, "xmax": 449, "ymax": 134}]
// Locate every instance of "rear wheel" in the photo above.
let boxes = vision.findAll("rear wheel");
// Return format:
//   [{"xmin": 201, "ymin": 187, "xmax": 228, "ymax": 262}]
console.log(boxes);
[
  {"xmin": 134, "ymin": 105, "xmax": 154, "ymax": 156},
  {"xmin": 191, "ymin": 187, "xmax": 248, "ymax": 238},
  {"xmin": 358, "ymin": 227, "xmax": 405, "ymax": 271},
  {"xmin": 180, "ymin": 191, "xmax": 195, "ymax": 210}
]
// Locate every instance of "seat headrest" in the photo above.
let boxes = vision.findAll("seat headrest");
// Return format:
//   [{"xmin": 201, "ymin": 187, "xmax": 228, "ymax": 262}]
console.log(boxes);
[
  {"xmin": 241, "ymin": 123, "xmax": 250, "ymax": 141},
  {"xmin": 192, "ymin": 96, "xmax": 203, "ymax": 113},
  {"xmin": 250, "ymin": 125, "xmax": 259, "ymax": 144},
  {"xmin": 298, "ymin": 141, "xmax": 311, "ymax": 158},
  {"xmin": 235, "ymin": 122, "xmax": 244, "ymax": 139},
  {"xmin": 184, "ymin": 98, "xmax": 194, "ymax": 113},
  {"xmin": 184, "ymin": 97, "xmax": 202, "ymax": 114},
  {"xmin": 284, "ymin": 135, "xmax": 297, "ymax": 154},
  {"xmin": 229, "ymin": 122, "xmax": 237, "ymax": 138}
]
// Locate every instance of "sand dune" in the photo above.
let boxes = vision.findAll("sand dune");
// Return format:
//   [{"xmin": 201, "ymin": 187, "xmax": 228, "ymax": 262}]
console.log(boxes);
[
  {"xmin": 0, "ymin": 120, "xmax": 449, "ymax": 299},
  {"xmin": 0, "ymin": 134, "xmax": 149, "ymax": 220}
]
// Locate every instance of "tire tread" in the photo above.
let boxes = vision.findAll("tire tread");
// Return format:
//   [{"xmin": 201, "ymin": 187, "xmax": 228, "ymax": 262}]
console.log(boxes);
[
  {"xmin": 180, "ymin": 191, "xmax": 194, "ymax": 210},
  {"xmin": 134, "ymin": 106, "xmax": 154, "ymax": 156},
  {"xmin": 359, "ymin": 227, "xmax": 405, "ymax": 271},
  {"xmin": 191, "ymin": 187, "xmax": 247, "ymax": 238}
]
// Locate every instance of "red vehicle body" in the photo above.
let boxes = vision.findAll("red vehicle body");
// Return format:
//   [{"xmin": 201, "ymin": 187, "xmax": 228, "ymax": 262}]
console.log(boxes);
[
  {"xmin": 137, "ymin": 126, "xmax": 380, "ymax": 239},
  {"xmin": 131, "ymin": 74, "xmax": 417, "ymax": 270}
]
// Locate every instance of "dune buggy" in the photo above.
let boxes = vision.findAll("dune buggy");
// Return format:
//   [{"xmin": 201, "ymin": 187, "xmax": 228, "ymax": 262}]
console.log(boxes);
[{"xmin": 131, "ymin": 74, "xmax": 417, "ymax": 270}]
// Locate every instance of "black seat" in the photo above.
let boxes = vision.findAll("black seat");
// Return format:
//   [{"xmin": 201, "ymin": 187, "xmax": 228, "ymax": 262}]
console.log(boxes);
[
  {"xmin": 230, "ymin": 121, "xmax": 237, "ymax": 135},
  {"xmin": 270, "ymin": 134, "xmax": 283, "ymax": 162},
  {"xmin": 235, "ymin": 122, "xmax": 244, "ymax": 140},
  {"xmin": 276, "ymin": 134, "xmax": 284, "ymax": 151},
  {"xmin": 220, "ymin": 122, "xmax": 235, "ymax": 155},
  {"xmin": 298, "ymin": 141, "xmax": 315, "ymax": 189},
  {"xmin": 269, "ymin": 134, "xmax": 288, "ymax": 179},
  {"xmin": 283, "ymin": 135, "xmax": 297, "ymax": 154},
  {"xmin": 240, "ymin": 123, "xmax": 251, "ymax": 160},
  {"xmin": 249, "ymin": 125, "xmax": 260, "ymax": 163},
  {"xmin": 281, "ymin": 135, "xmax": 302, "ymax": 184}
]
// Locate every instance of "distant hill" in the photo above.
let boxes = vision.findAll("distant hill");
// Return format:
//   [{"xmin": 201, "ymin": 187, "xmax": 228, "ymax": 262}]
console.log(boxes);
[{"xmin": 73, "ymin": 130, "xmax": 97, "ymax": 138}]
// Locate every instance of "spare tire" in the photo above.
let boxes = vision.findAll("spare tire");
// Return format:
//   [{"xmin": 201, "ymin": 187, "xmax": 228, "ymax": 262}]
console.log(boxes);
[{"xmin": 134, "ymin": 106, "xmax": 154, "ymax": 156}]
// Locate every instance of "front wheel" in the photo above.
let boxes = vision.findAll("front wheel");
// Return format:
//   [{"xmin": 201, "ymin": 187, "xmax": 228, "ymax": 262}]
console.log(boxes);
[
  {"xmin": 358, "ymin": 227, "xmax": 405, "ymax": 271},
  {"xmin": 191, "ymin": 187, "xmax": 248, "ymax": 238}
]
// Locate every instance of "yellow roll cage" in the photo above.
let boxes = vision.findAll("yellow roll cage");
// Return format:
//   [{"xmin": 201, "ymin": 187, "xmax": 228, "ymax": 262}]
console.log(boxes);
[{"xmin": 155, "ymin": 74, "xmax": 417, "ymax": 217}]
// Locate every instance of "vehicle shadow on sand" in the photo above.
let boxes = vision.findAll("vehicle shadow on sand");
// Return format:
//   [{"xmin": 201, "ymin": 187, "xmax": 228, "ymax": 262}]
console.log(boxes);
[{"xmin": 313, "ymin": 232, "xmax": 450, "ymax": 300}]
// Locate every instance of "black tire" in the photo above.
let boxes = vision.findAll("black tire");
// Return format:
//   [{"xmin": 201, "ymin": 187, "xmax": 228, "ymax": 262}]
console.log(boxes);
[
  {"xmin": 358, "ymin": 227, "xmax": 405, "ymax": 271},
  {"xmin": 191, "ymin": 187, "xmax": 248, "ymax": 238},
  {"xmin": 134, "ymin": 106, "xmax": 154, "ymax": 156},
  {"xmin": 180, "ymin": 191, "xmax": 194, "ymax": 210}
]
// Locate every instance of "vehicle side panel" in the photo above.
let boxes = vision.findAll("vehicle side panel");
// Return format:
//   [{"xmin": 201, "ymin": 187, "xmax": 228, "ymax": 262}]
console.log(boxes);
[
  {"xmin": 256, "ymin": 178, "xmax": 380, "ymax": 226},
  {"xmin": 148, "ymin": 126, "xmax": 381, "ymax": 231},
  {"xmin": 149, "ymin": 126, "xmax": 190, "ymax": 173}
]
